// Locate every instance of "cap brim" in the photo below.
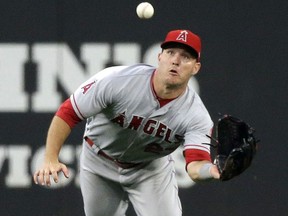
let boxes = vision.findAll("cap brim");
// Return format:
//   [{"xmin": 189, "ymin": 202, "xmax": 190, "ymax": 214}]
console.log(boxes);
[{"xmin": 161, "ymin": 41, "xmax": 199, "ymax": 59}]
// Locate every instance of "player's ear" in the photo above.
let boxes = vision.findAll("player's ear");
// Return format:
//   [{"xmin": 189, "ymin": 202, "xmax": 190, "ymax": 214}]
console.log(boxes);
[
  {"xmin": 191, "ymin": 62, "xmax": 201, "ymax": 76},
  {"xmin": 158, "ymin": 52, "xmax": 162, "ymax": 61}
]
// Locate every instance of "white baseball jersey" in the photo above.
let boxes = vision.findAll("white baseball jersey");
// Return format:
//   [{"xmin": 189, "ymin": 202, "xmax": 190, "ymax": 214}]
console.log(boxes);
[{"xmin": 71, "ymin": 63, "xmax": 213, "ymax": 164}]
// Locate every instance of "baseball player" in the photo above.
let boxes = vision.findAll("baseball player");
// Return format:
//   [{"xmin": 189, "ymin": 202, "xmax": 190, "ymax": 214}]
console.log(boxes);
[{"xmin": 34, "ymin": 29, "xmax": 220, "ymax": 216}]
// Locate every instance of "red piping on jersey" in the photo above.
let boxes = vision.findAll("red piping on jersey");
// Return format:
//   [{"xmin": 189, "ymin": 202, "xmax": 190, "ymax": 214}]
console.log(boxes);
[
  {"xmin": 150, "ymin": 71, "xmax": 176, "ymax": 107},
  {"xmin": 72, "ymin": 94, "xmax": 85, "ymax": 119},
  {"xmin": 184, "ymin": 144, "xmax": 210, "ymax": 152}
]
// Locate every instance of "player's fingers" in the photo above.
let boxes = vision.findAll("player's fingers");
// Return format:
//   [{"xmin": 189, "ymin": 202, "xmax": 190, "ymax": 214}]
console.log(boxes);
[
  {"xmin": 51, "ymin": 169, "xmax": 59, "ymax": 183},
  {"xmin": 44, "ymin": 169, "xmax": 52, "ymax": 186},
  {"xmin": 60, "ymin": 164, "xmax": 70, "ymax": 178},
  {"xmin": 33, "ymin": 170, "xmax": 40, "ymax": 184},
  {"xmin": 36, "ymin": 169, "xmax": 45, "ymax": 185}
]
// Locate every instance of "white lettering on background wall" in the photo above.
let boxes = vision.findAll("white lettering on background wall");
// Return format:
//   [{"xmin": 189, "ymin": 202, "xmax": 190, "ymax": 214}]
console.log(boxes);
[
  {"xmin": 0, "ymin": 145, "xmax": 194, "ymax": 189},
  {"xmin": 0, "ymin": 42, "xmax": 199, "ymax": 112},
  {"xmin": 0, "ymin": 44, "xmax": 28, "ymax": 111},
  {"xmin": 5, "ymin": 146, "xmax": 31, "ymax": 187}
]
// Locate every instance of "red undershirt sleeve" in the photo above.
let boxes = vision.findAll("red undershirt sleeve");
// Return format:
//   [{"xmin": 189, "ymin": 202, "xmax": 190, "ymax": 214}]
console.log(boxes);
[
  {"xmin": 55, "ymin": 98, "xmax": 82, "ymax": 128},
  {"xmin": 184, "ymin": 149, "xmax": 212, "ymax": 169}
]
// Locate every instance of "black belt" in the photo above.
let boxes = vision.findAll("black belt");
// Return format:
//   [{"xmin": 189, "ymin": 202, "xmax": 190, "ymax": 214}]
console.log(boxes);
[{"xmin": 84, "ymin": 137, "xmax": 142, "ymax": 169}]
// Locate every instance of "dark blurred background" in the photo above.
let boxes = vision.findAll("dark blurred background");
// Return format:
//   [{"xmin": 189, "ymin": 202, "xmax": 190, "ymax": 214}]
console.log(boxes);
[{"xmin": 0, "ymin": 0, "xmax": 287, "ymax": 215}]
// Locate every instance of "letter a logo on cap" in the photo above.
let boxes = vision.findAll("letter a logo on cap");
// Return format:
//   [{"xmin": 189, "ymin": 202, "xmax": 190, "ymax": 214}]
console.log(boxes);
[{"xmin": 176, "ymin": 30, "xmax": 188, "ymax": 42}]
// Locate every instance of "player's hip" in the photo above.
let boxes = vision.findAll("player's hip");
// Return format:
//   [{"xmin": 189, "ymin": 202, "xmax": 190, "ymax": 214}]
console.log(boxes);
[{"xmin": 80, "ymin": 142, "xmax": 175, "ymax": 183}]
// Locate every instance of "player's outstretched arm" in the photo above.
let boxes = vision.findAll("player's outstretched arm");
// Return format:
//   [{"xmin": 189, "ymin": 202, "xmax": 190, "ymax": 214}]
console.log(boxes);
[
  {"xmin": 33, "ymin": 116, "xmax": 71, "ymax": 186},
  {"xmin": 187, "ymin": 160, "xmax": 220, "ymax": 182}
]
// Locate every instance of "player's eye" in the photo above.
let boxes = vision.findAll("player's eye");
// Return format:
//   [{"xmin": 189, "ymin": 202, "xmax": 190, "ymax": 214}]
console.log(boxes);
[
  {"xmin": 183, "ymin": 55, "xmax": 191, "ymax": 60},
  {"xmin": 181, "ymin": 53, "xmax": 194, "ymax": 62},
  {"xmin": 166, "ymin": 49, "xmax": 174, "ymax": 55}
]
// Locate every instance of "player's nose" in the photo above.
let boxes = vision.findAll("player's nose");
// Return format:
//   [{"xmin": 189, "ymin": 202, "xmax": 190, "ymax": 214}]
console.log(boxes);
[{"xmin": 171, "ymin": 54, "xmax": 181, "ymax": 65}]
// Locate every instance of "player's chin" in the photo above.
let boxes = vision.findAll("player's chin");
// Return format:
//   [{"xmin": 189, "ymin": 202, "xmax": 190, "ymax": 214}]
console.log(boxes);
[
  {"xmin": 166, "ymin": 73, "xmax": 180, "ymax": 82},
  {"xmin": 165, "ymin": 80, "xmax": 183, "ymax": 89},
  {"xmin": 168, "ymin": 75, "xmax": 184, "ymax": 83}
]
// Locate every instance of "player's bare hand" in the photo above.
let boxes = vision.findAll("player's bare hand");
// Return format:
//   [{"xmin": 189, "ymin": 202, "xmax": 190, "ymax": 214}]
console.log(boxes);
[
  {"xmin": 210, "ymin": 164, "xmax": 220, "ymax": 179},
  {"xmin": 33, "ymin": 161, "xmax": 69, "ymax": 186}
]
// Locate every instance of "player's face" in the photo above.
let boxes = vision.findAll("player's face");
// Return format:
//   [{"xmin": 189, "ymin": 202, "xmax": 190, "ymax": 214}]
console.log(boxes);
[{"xmin": 157, "ymin": 47, "xmax": 201, "ymax": 88}]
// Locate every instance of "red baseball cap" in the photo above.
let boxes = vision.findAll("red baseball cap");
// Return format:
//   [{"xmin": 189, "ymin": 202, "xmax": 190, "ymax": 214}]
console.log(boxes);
[{"xmin": 161, "ymin": 29, "xmax": 201, "ymax": 61}]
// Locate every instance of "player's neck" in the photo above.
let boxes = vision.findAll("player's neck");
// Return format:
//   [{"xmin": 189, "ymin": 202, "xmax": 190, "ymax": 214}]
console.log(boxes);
[
  {"xmin": 155, "ymin": 86, "xmax": 184, "ymax": 100},
  {"xmin": 151, "ymin": 72, "xmax": 185, "ymax": 100}
]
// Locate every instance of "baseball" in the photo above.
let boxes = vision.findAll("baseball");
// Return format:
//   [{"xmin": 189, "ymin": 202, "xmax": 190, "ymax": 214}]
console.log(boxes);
[{"xmin": 136, "ymin": 2, "xmax": 154, "ymax": 19}]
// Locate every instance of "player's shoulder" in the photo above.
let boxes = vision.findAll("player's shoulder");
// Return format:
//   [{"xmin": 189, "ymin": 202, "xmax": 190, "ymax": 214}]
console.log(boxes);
[{"xmin": 185, "ymin": 88, "xmax": 213, "ymax": 126}]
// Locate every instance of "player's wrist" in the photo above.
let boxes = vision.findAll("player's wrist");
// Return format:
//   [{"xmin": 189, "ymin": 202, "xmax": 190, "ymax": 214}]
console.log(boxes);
[
  {"xmin": 198, "ymin": 163, "xmax": 213, "ymax": 180},
  {"xmin": 44, "ymin": 153, "xmax": 59, "ymax": 163}
]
